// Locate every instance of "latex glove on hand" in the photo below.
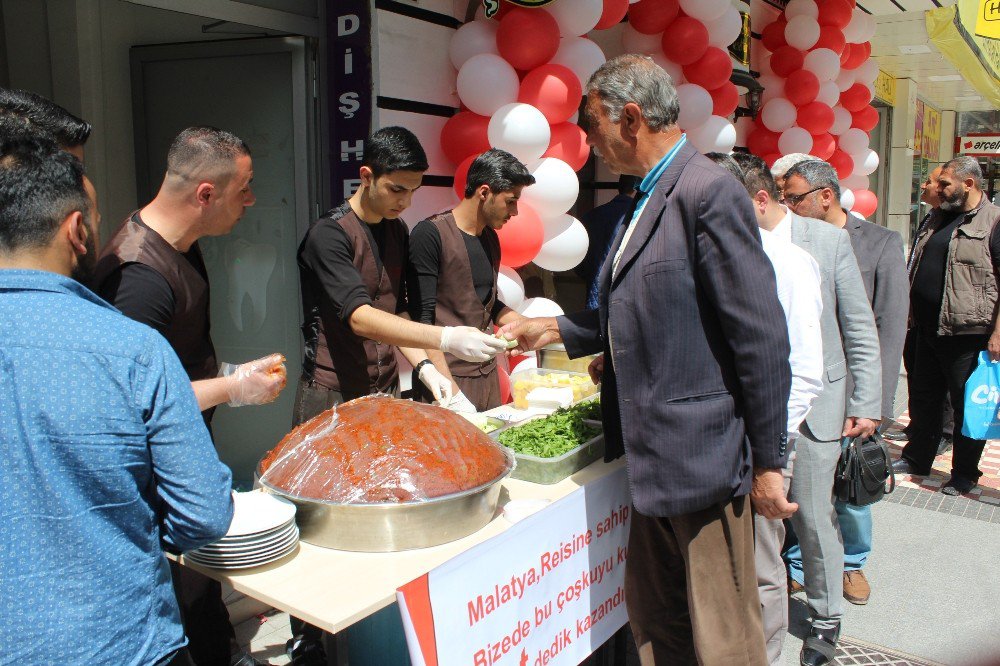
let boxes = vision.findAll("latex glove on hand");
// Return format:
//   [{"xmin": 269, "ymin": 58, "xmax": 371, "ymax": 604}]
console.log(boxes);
[
  {"xmin": 221, "ymin": 353, "xmax": 287, "ymax": 407},
  {"xmin": 440, "ymin": 326, "xmax": 508, "ymax": 363},
  {"xmin": 444, "ymin": 391, "xmax": 477, "ymax": 414},
  {"xmin": 418, "ymin": 363, "xmax": 454, "ymax": 404}
]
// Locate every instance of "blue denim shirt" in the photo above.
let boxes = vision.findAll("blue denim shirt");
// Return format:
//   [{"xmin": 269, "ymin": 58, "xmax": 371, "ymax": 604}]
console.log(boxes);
[{"xmin": 0, "ymin": 270, "xmax": 234, "ymax": 666}]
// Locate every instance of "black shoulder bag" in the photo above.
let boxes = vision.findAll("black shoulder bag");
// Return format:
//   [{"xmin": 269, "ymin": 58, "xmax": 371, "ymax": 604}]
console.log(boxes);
[{"xmin": 835, "ymin": 433, "xmax": 896, "ymax": 507}]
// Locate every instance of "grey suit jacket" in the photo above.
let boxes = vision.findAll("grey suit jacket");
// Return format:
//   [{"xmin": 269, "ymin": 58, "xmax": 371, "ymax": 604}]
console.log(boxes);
[
  {"xmin": 791, "ymin": 213, "xmax": 881, "ymax": 441},
  {"xmin": 845, "ymin": 213, "xmax": 909, "ymax": 418}
]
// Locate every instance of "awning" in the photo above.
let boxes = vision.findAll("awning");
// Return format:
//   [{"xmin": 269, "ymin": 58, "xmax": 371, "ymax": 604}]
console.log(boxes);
[{"xmin": 926, "ymin": 0, "xmax": 1000, "ymax": 109}]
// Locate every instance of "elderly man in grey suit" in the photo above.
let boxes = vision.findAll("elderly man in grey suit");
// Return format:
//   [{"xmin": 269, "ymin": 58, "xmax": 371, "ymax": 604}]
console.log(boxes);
[
  {"xmin": 782, "ymin": 160, "xmax": 908, "ymax": 607},
  {"xmin": 734, "ymin": 157, "xmax": 881, "ymax": 666},
  {"xmin": 501, "ymin": 55, "xmax": 793, "ymax": 665}
]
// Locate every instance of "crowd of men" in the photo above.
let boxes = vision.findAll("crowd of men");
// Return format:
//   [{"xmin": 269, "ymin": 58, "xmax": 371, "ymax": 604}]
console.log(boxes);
[{"xmin": 1, "ymin": 53, "xmax": 998, "ymax": 666}]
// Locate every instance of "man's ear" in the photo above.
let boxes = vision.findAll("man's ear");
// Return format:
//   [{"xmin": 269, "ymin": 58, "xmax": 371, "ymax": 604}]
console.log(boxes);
[
  {"xmin": 195, "ymin": 182, "xmax": 215, "ymax": 207},
  {"xmin": 478, "ymin": 184, "xmax": 491, "ymax": 200},
  {"xmin": 359, "ymin": 166, "xmax": 374, "ymax": 188},
  {"xmin": 754, "ymin": 190, "xmax": 769, "ymax": 213},
  {"xmin": 64, "ymin": 211, "xmax": 89, "ymax": 256},
  {"xmin": 621, "ymin": 102, "xmax": 643, "ymax": 138}
]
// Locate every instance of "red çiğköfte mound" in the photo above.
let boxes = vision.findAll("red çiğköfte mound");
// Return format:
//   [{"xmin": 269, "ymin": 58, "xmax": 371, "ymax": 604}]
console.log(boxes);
[{"xmin": 258, "ymin": 395, "xmax": 510, "ymax": 503}]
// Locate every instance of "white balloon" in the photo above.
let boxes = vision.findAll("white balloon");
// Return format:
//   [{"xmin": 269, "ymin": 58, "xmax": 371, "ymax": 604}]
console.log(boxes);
[
  {"xmin": 841, "ymin": 188, "xmax": 855, "ymax": 211},
  {"xmin": 679, "ymin": 0, "xmax": 729, "ymax": 23},
  {"xmin": 498, "ymin": 265, "xmax": 525, "ymax": 311},
  {"xmin": 651, "ymin": 52, "xmax": 685, "ymax": 85},
  {"xmin": 457, "ymin": 54, "xmax": 519, "ymax": 116},
  {"xmin": 830, "ymin": 105, "xmax": 853, "ymax": 135},
  {"xmin": 534, "ymin": 215, "xmax": 589, "ymax": 272},
  {"xmin": 676, "ymin": 84, "xmax": 713, "ymax": 130},
  {"xmin": 841, "ymin": 173, "xmax": 869, "ymax": 191},
  {"xmin": 517, "ymin": 297, "xmax": 565, "ymax": 318},
  {"xmin": 785, "ymin": 16, "xmax": 820, "ymax": 50},
  {"xmin": 509, "ymin": 355, "xmax": 538, "ymax": 375},
  {"xmin": 520, "ymin": 157, "xmax": 580, "ymax": 218},
  {"xmin": 835, "ymin": 68, "xmax": 857, "ymax": 92},
  {"xmin": 778, "ymin": 127, "xmax": 814, "ymax": 155},
  {"xmin": 449, "ymin": 20, "xmax": 498, "ymax": 70},
  {"xmin": 855, "ymin": 58, "xmax": 880, "ymax": 85},
  {"xmin": 545, "ymin": 0, "xmax": 603, "ymax": 37},
  {"xmin": 761, "ymin": 97, "xmax": 797, "ymax": 133},
  {"xmin": 785, "ymin": 0, "xmax": 819, "ymax": 20},
  {"xmin": 854, "ymin": 148, "xmax": 880, "ymax": 176},
  {"xmin": 859, "ymin": 12, "xmax": 877, "ymax": 42},
  {"xmin": 488, "ymin": 103, "xmax": 551, "ymax": 164},
  {"xmin": 549, "ymin": 37, "xmax": 606, "ymax": 89},
  {"xmin": 816, "ymin": 80, "xmax": 841, "ymax": 106},
  {"xmin": 838, "ymin": 127, "xmax": 870, "ymax": 154},
  {"xmin": 621, "ymin": 24, "xmax": 662, "ymax": 54},
  {"xmin": 843, "ymin": 8, "xmax": 867, "ymax": 43},
  {"xmin": 688, "ymin": 115, "xmax": 738, "ymax": 154},
  {"xmin": 707, "ymin": 8, "xmax": 743, "ymax": 48},
  {"xmin": 803, "ymin": 48, "xmax": 841, "ymax": 82},
  {"xmin": 734, "ymin": 116, "xmax": 755, "ymax": 148}
]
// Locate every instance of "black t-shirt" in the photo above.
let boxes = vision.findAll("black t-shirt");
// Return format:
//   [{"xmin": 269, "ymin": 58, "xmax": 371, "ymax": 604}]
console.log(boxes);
[
  {"xmin": 407, "ymin": 220, "xmax": 505, "ymax": 325},
  {"xmin": 911, "ymin": 209, "xmax": 1000, "ymax": 332},
  {"xmin": 297, "ymin": 214, "xmax": 405, "ymax": 324}
]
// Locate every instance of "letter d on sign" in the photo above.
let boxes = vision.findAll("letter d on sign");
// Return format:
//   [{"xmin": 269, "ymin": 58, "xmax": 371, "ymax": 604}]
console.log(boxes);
[{"xmin": 338, "ymin": 14, "xmax": 360, "ymax": 36}]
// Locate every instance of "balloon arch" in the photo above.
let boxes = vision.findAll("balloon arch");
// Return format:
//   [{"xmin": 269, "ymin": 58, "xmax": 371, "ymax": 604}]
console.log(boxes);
[{"xmin": 442, "ymin": 0, "xmax": 882, "ymax": 317}]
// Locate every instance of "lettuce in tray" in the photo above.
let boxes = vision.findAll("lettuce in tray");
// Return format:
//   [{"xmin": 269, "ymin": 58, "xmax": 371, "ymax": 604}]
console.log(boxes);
[{"xmin": 498, "ymin": 399, "xmax": 601, "ymax": 459}]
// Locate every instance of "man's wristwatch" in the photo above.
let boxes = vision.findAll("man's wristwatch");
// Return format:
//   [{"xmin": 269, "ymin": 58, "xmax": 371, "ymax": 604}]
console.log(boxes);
[{"xmin": 414, "ymin": 359, "xmax": 434, "ymax": 374}]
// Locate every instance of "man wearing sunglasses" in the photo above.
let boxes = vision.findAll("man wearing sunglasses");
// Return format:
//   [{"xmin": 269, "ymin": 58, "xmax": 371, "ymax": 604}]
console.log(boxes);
[{"xmin": 781, "ymin": 161, "xmax": 908, "ymax": 609}]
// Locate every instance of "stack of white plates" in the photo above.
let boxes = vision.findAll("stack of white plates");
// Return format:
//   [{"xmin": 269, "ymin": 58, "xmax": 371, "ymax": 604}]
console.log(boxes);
[{"xmin": 186, "ymin": 491, "xmax": 299, "ymax": 570}]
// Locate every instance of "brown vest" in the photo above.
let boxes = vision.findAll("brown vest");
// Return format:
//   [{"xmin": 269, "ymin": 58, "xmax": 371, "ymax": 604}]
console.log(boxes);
[
  {"xmin": 910, "ymin": 199, "xmax": 1000, "ymax": 336},
  {"xmin": 94, "ymin": 213, "xmax": 218, "ymax": 382},
  {"xmin": 301, "ymin": 202, "xmax": 406, "ymax": 398},
  {"xmin": 427, "ymin": 212, "xmax": 500, "ymax": 377}
]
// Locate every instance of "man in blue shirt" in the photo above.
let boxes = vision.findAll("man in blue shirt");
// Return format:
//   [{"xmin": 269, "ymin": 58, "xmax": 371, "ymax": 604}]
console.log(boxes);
[
  {"xmin": 575, "ymin": 174, "xmax": 637, "ymax": 310},
  {"xmin": 0, "ymin": 135, "xmax": 234, "ymax": 665}
]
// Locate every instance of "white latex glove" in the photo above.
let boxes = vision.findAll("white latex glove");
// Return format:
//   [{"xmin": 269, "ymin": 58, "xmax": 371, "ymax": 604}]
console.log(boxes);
[
  {"xmin": 220, "ymin": 353, "xmax": 287, "ymax": 407},
  {"xmin": 439, "ymin": 326, "xmax": 508, "ymax": 363},
  {"xmin": 418, "ymin": 363, "xmax": 454, "ymax": 404},
  {"xmin": 445, "ymin": 391, "xmax": 477, "ymax": 414}
]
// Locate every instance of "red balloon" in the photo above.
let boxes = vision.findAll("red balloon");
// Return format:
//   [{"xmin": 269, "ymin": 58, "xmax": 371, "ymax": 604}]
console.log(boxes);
[
  {"xmin": 497, "ymin": 8, "xmax": 560, "ymax": 71},
  {"xmin": 815, "ymin": 26, "xmax": 846, "ymax": 55},
  {"xmin": 595, "ymin": 0, "xmax": 630, "ymax": 30},
  {"xmin": 763, "ymin": 152, "xmax": 782, "ymax": 168},
  {"xmin": 797, "ymin": 101, "xmax": 835, "ymax": 135},
  {"xmin": 841, "ymin": 83, "xmax": 873, "ymax": 112},
  {"xmin": 629, "ymin": 0, "xmax": 680, "ymax": 35},
  {"xmin": 840, "ymin": 43, "xmax": 853, "ymax": 67},
  {"xmin": 811, "ymin": 132, "xmax": 837, "ymax": 160},
  {"xmin": 852, "ymin": 189, "xmax": 878, "ymax": 218},
  {"xmin": 747, "ymin": 126, "xmax": 781, "ymax": 157},
  {"xmin": 544, "ymin": 122, "xmax": 590, "ymax": 171},
  {"xmin": 852, "ymin": 105, "xmax": 880, "ymax": 132},
  {"xmin": 508, "ymin": 353, "xmax": 531, "ymax": 372},
  {"xmin": 440, "ymin": 112, "xmax": 491, "ymax": 165},
  {"xmin": 497, "ymin": 204, "xmax": 544, "ymax": 268},
  {"xmin": 785, "ymin": 69, "xmax": 820, "ymax": 107},
  {"xmin": 519, "ymin": 64, "xmax": 582, "ymax": 124},
  {"xmin": 709, "ymin": 82, "xmax": 740, "ymax": 118},
  {"xmin": 498, "ymin": 365, "xmax": 512, "ymax": 404},
  {"xmin": 661, "ymin": 16, "xmax": 709, "ymax": 66},
  {"xmin": 828, "ymin": 149, "xmax": 855, "ymax": 180},
  {"xmin": 770, "ymin": 46, "xmax": 805, "ymax": 78},
  {"xmin": 761, "ymin": 19, "xmax": 788, "ymax": 52},
  {"xmin": 818, "ymin": 0, "xmax": 853, "ymax": 29},
  {"xmin": 842, "ymin": 41, "xmax": 870, "ymax": 70},
  {"xmin": 683, "ymin": 47, "xmax": 733, "ymax": 91},
  {"xmin": 453, "ymin": 153, "xmax": 477, "ymax": 199}
]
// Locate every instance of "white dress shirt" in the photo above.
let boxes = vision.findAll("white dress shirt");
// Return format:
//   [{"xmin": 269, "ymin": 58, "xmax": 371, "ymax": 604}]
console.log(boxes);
[{"xmin": 760, "ymin": 209, "xmax": 824, "ymax": 435}]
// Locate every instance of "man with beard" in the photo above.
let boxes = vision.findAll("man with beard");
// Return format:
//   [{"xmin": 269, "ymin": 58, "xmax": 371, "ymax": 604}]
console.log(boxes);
[
  {"xmin": 895, "ymin": 156, "xmax": 1000, "ymax": 496},
  {"xmin": 0, "ymin": 134, "xmax": 234, "ymax": 666},
  {"xmin": 407, "ymin": 149, "xmax": 534, "ymax": 412}
]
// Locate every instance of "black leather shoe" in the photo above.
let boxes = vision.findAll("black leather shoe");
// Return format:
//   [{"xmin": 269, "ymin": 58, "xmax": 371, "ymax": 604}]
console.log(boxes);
[
  {"xmin": 891, "ymin": 457, "xmax": 929, "ymax": 476},
  {"xmin": 230, "ymin": 651, "xmax": 274, "ymax": 666},
  {"xmin": 800, "ymin": 622, "xmax": 840, "ymax": 666},
  {"xmin": 285, "ymin": 636, "xmax": 328, "ymax": 666}
]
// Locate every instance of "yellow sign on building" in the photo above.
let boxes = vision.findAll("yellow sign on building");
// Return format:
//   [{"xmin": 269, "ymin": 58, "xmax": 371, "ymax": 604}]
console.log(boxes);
[
  {"xmin": 976, "ymin": 0, "xmax": 1000, "ymax": 40},
  {"xmin": 874, "ymin": 70, "xmax": 896, "ymax": 105},
  {"xmin": 928, "ymin": 0, "xmax": 1000, "ymax": 107}
]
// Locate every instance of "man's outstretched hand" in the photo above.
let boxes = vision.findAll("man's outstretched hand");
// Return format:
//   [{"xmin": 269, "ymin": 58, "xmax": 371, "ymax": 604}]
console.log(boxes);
[
  {"xmin": 498, "ymin": 316, "xmax": 562, "ymax": 355},
  {"xmin": 751, "ymin": 467, "xmax": 797, "ymax": 520}
]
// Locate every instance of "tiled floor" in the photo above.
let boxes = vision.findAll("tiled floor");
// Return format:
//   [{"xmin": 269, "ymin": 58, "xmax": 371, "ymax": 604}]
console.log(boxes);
[
  {"xmin": 235, "ymin": 610, "xmax": 292, "ymax": 665},
  {"xmin": 834, "ymin": 637, "xmax": 945, "ymax": 666}
]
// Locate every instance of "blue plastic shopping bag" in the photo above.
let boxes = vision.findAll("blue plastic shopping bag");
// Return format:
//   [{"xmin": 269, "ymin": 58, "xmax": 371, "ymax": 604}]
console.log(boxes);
[{"xmin": 962, "ymin": 351, "xmax": 1000, "ymax": 440}]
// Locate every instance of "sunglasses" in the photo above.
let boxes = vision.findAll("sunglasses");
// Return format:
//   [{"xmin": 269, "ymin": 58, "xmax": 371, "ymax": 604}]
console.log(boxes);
[{"xmin": 781, "ymin": 186, "xmax": 824, "ymax": 206}]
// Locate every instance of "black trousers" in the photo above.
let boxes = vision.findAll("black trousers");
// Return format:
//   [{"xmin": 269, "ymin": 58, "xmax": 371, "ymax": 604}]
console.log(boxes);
[
  {"xmin": 169, "ymin": 560, "xmax": 238, "ymax": 665},
  {"xmin": 901, "ymin": 330, "xmax": 987, "ymax": 481},
  {"xmin": 901, "ymin": 329, "xmax": 953, "ymax": 435}
]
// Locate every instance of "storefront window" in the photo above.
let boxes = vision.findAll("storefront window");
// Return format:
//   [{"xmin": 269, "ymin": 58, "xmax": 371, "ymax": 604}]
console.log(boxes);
[{"xmin": 957, "ymin": 111, "xmax": 1000, "ymax": 205}]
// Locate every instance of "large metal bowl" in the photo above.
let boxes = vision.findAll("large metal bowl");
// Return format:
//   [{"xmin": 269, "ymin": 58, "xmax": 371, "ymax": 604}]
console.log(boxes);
[{"xmin": 255, "ymin": 448, "xmax": 515, "ymax": 552}]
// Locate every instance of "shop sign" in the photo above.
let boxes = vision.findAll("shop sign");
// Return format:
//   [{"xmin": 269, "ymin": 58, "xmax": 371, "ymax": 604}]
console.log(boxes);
[
  {"xmin": 914, "ymin": 99, "xmax": 942, "ymax": 162},
  {"xmin": 975, "ymin": 0, "xmax": 1000, "ymax": 40},
  {"xmin": 398, "ymin": 468, "xmax": 631, "ymax": 666},
  {"xmin": 959, "ymin": 134, "xmax": 1000, "ymax": 155},
  {"xmin": 483, "ymin": 0, "xmax": 556, "ymax": 18},
  {"xmin": 328, "ymin": 1, "xmax": 373, "ymax": 200},
  {"xmin": 873, "ymin": 70, "xmax": 896, "ymax": 105}
]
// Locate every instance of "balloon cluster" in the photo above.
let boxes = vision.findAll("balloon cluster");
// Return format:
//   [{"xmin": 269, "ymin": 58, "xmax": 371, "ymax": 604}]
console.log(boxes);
[
  {"xmin": 620, "ymin": 0, "xmax": 743, "ymax": 154},
  {"xmin": 747, "ymin": 0, "xmax": 881, "ymax": 217},
  {"xmin": 442, "ymin": 0, "xmax": 625, "ymax": 307}
]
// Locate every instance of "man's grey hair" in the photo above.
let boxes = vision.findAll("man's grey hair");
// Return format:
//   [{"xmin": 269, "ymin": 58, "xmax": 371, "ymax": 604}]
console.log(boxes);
[
  {"xmin": 770, "ymin": 153, "xmax": 819, "ymax": 178},
  {"xmin": 784, "ymin": 159, "xmax": 842, "ymax": 200},
  {"xmin": 585, "ymin": 54, "xmax": 679, "ymax": 131},
  {"xmin": 166, "ymin": 126, "xmax": 251, "ymax": 184},
  {"xmin": 942, "ymin": 155, "xmax": 985, "ymax": 191}
]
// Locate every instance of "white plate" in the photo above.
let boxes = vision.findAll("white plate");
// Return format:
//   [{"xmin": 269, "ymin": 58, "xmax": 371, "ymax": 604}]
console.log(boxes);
[
  {"xmin": 190, "ymin": 543, "xmax": 300, "ymax": 570},
  {"xmin": 211, "ymin": 518, "xmax": 296, "ymax": 546},
  {"xmin": 187, "ymin": 538, "xmax": 299, "ymax": 569},
  {"xmin": 225, "ymin": 491, "xmax": 297, "ymax": 537},
  {"xmin": 195, "ymin": 524, "xmax": 298, "ymax": 555},
  {"xmin": 189, "ymin": 527, "xmax": 299, "ymax": 562}
]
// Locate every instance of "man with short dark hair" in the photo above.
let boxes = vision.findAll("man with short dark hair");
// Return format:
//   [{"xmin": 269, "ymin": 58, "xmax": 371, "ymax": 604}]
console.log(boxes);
[
  {"xmin": 896, "ymin": 156, "xmax": 1000, "ymax": 496},
  {"xmin": 408, "ymin": 148, "xmax": 533, "ymax": 411},
  {"xmin": 0, "ymin": 87, "xmax": 92, "ymax": 159},
  {"xmin": 576, "ymin": 174, "xmax": 637, "ymax": 310},
  {"xmin": 0, "ymin": 134, "xmax": 233, "ymax": 666}
]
